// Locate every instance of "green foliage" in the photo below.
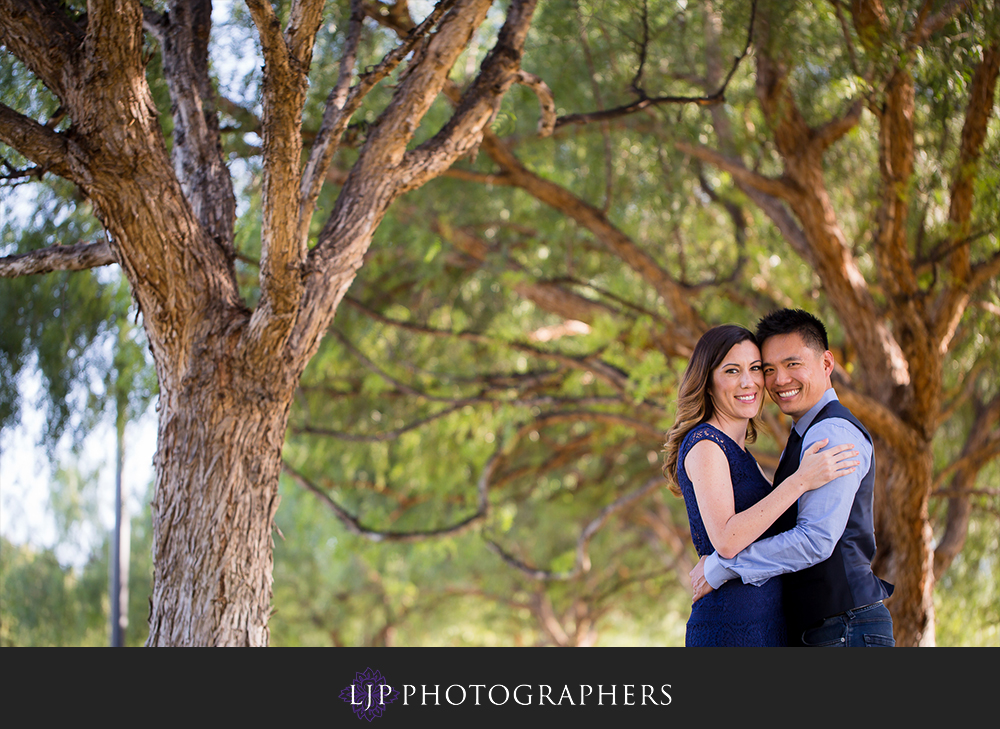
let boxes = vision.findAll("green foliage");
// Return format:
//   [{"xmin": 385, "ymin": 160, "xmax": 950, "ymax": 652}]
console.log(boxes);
[
  {"xmin": 0, "ymin": 535, "xmax": 108, "ymax": 647},
  {"xmin": 1, "ymin": 178, "xmax": 155, "ymax": 451},
  {"xmin": 0, "ymin": 193, "xmax": 110, "ymax": 444},
  {"xmin": 934, "ymin": 496, "xmax": 1000, "ymax": 647},
  {"xmin": 0, "ymin": 482, "xmax": 153, "ymax": 647},
  {"xmin": 270, "ymin": 472, "xmax": 691, "ymax": 646}
]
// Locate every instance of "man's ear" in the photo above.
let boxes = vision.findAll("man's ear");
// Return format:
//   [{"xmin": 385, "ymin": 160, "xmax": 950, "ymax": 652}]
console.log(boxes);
[{"xmin": 822, "ymin": 350, "xmax": 835, "ymax": 377}]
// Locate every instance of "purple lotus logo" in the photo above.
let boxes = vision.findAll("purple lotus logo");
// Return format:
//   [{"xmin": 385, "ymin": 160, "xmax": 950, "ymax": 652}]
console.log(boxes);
[{"xmin": 340, "ymin": 667, "xmax": 400, "ymax": 721}]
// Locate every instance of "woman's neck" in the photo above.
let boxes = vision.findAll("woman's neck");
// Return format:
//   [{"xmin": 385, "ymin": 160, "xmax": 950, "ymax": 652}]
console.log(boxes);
[{"xmin": 706, "ymin": 415, "xmax": 747, "ymax": 450}]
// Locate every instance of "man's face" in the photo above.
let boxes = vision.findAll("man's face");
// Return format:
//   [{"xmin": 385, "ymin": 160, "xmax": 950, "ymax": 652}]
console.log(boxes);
[{"xmin": 760, "ymin": 332, "xmax": 834, "ymax": 421}]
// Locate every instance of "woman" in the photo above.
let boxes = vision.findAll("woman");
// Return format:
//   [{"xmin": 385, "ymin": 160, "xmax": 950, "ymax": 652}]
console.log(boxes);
[{"xmin": 662, "ymin": 325, "xmax": 858, "ymax": 646}]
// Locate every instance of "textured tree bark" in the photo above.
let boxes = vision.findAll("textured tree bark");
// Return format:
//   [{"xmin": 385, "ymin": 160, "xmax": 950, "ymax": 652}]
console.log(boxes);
[
  {"xmin": 147, "ymin": 358, "xmax": 296, "ymax": 646},
  {"xmin": 0, "ymin": 240, "xmax": 115, "ymax": 278},
  {"xmin": 0, "ymin": 0, "xmax": 538, "ymax": 645},
  {"xmin": 873, "ymin": 446, "xmax": 937, "ymax": 646}
]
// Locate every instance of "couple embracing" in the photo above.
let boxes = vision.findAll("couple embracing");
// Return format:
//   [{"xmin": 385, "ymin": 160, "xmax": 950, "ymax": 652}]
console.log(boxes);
[{"xmin": 663, "ymin": 309, "xmax": 894, "ymax": 647}]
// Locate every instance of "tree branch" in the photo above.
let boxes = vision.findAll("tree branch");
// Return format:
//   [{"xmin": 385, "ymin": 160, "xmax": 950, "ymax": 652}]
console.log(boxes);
[
  {"xmin": 0, "ymin": 0, "xmax": 83, "ymax": 101},
  {"xmin": 141, "ymin": 5, "xmax": 167, "ymax": 43},
  {"xmin": 908, "ymin": 0, "xmax": 971, "ymax": 46},
  {"xmin": 514, "ymin": 70, "xmax": 556, "ymax": 137},
  {"xmin": 342, "ymin": 296, "xmax": 632, "ymax": 393},
  {"xmin": 630, "ymin": 0, "xmax": 650, "ymax": 96},
  {"xmin": 0, "ymin": 102, "xmax": 80, "ymax": 182},
  {"xmin": 833, "ymin": 377, "xmax": 921, "ymax": 451},
  {"xmin": 485, "ymin": 474, "xmax": 662, "ymax": 581},
  {"xmin": 288, "ymin": 0, "xmax": 526, "ymax": 367},
  {"xmin": 675, "ymin": 141, "xmax": 800, "ymax": 200},
  {"xmin": 932, "ymin": 435, "xmax": 1000, "ymax": 493},
  {"xmin": 932, "ymin": 487, "xmax": 1000, "ymax": 499},
  {"xmin": 932, "ymin": 42, "xmax": 1000, "ymax": 350},
  {"xmin": 86, "ymin": 0, "xmax": 146, "ymax": 86},
  {"xmin": 699, "ymin": 0, "xmax": 813, "ymax": 268},
  {"xmin": 285, "ymin": 0, "xmax": 327, "ymax": 68},
  {"xmin": 813, "ymin": 99, "xmax": 864, "ymax": 149},
  {"xmin": 328, "ymin": 327, "xmax": 478, "ymax": 403},
  {"xmin": 0, "ymin": 240, "xmax": 115, "ymax": 278},
  {"xmin": 932, "ymin": 391, "xmax": 1000, "ymax": 579},
  {"xmin": 242, "ymin": 0, "xmax": 325, "ymax": 356},
  {"xmin": 298, "ymin": 0, "xmax": 455, "ymax": 244},
  {"xmin": 293, "ymin": 402, "xmax": 468, "ymax": 442},
  {"xmin": 831, "ymin": 0, "xmax": 861, "ymax": 76},
  {"xmin": 870, "ymin": 72, "xmax": 924, "ymax": 350},
  {"xmin": 554, "ymin": 0, "xmax": 756, "ymax": 131},
  {"xmin": 297, "ymin": 0, "xmax": 366, "ymax": 243},
  {"xmin": 968, "ymin": 249, "xmax": 1000, "ymax": 297},
  {"xmin": 479, "ymin": 131, "xmax": 704, "ymax": 345},
  {"xmin": 427, "ymin": 216, "xmax": 613, "ymax": 323},
  {"xmin": 529, "ymin": 409, "xmax": 664, "ymax": 441},
  {"xmin": 401, "ymin": 0, "xmax": 540, "ymax": 188},
  {"xmin": 283, "ymin": 443, "xmax": 500, "ymax": 542},
  {"xmin": 152, "ymin": 0, "xmax": 238, "ymax": 255},
  {"xmin": 749, "ymin": 11, "xmax": 910, "ymax": 393}
]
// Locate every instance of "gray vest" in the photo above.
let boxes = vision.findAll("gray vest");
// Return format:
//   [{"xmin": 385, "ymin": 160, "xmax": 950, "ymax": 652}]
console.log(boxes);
[{"xmin": 773, "ymin": 401, "xmax": 893, "ymax": 642}]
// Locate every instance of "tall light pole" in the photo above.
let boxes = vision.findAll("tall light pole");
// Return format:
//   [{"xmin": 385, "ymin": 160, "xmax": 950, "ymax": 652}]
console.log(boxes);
[{"xmin": 110, "ymin": 415, "xmax": 130, "ymax": 647}]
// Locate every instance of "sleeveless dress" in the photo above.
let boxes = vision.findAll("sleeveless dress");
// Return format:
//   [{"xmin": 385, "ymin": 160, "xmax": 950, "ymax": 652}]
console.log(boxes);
[{"xmin": 678, "ymin": 423, "xmax": 789, "ymax": 646}]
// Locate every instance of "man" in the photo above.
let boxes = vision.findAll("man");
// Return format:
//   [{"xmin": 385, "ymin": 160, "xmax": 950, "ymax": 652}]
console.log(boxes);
[{"xmin": 689, "ymin": 308, "xmax": 894, "ymax": 647}]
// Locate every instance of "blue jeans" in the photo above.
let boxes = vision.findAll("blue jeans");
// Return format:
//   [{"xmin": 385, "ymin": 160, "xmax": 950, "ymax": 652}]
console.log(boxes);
[{"xmin": 800, "ymin": 602, "xmax": 895, "ymax": 647}]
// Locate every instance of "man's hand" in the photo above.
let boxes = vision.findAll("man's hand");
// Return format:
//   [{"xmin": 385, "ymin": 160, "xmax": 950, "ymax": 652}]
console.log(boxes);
[{"xmin": 690, "ymin": 556, "xmax": 714, "ymax": 603}]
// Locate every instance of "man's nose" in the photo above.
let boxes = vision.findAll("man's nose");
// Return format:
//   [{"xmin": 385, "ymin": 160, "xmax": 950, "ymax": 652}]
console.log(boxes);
[{"xmin": 770, "ymin": 367, "xmax": 790, "ymax": 384}]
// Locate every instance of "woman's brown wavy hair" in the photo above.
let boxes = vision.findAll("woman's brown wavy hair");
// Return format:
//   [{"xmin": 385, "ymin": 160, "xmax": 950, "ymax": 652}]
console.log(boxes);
[{"xmin": 662, "ymin": 325, "xmax": 760, "ymax": 496}]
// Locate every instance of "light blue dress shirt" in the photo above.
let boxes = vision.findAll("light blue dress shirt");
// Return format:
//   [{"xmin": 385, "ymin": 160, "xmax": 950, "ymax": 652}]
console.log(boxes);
[{"xmin": 703, "ymin": 388, "xmax": 873, "ymax": 589}]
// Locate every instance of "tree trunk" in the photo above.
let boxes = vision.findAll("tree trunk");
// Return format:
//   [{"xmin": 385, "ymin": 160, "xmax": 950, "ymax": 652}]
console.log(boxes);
[
  {"xmin": 874, "ymin": 445, "xmax": 936, "ymax": 646},
  {"xmin": 147, "ymin": 354, "xmax": 297, "ymax": 646}
]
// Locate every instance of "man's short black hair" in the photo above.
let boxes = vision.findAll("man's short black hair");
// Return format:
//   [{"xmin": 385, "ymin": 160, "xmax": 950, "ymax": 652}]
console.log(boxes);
[{"xmin": 755, "ymin": 308, "xmax": 829, "ymax": 353}]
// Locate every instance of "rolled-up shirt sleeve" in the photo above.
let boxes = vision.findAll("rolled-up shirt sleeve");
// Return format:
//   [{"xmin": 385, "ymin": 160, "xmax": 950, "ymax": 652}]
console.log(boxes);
[{"xmin": 703, "ymin": 419, "xmax": 872, "ymax": 589}]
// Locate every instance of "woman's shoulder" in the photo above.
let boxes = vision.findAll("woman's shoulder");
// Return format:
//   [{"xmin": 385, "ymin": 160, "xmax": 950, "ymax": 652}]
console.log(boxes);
[
  {"xmin": 680, "ymin": 422, "xmax": 730, "ymax": 457},
  {"xmin": 678, "ymin": 424, "xmax": 733, "ymax": 488}
]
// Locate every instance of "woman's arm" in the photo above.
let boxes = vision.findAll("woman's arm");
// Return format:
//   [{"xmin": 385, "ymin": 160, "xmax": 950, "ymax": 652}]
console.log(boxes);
[{"xmin": 686, "ymin": 438, "xmax": 857, "ymax": 560}]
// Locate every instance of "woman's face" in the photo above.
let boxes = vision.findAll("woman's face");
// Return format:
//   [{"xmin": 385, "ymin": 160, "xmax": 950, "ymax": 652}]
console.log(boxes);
[{"xmin": 709, "ymin": 340, "xmax": 764, "ymax": 423}]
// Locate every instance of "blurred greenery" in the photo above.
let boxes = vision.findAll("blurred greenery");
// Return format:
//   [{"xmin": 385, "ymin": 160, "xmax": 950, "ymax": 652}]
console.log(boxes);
[{"xmin": 0, "ymin": 478, "xmax": 153, "ymax": 648}]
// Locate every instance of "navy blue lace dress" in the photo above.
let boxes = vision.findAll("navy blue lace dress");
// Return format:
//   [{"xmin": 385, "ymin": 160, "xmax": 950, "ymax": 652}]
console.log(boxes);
[{"xmin": 678, "ymin": 423, "xmax": 789, "ymax": 646}]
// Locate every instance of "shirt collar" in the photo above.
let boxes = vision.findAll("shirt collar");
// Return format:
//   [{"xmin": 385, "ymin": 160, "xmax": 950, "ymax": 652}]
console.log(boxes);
[{"xmin": 791, "ymin": 388, "xmax": 839, "ymax": 437}]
